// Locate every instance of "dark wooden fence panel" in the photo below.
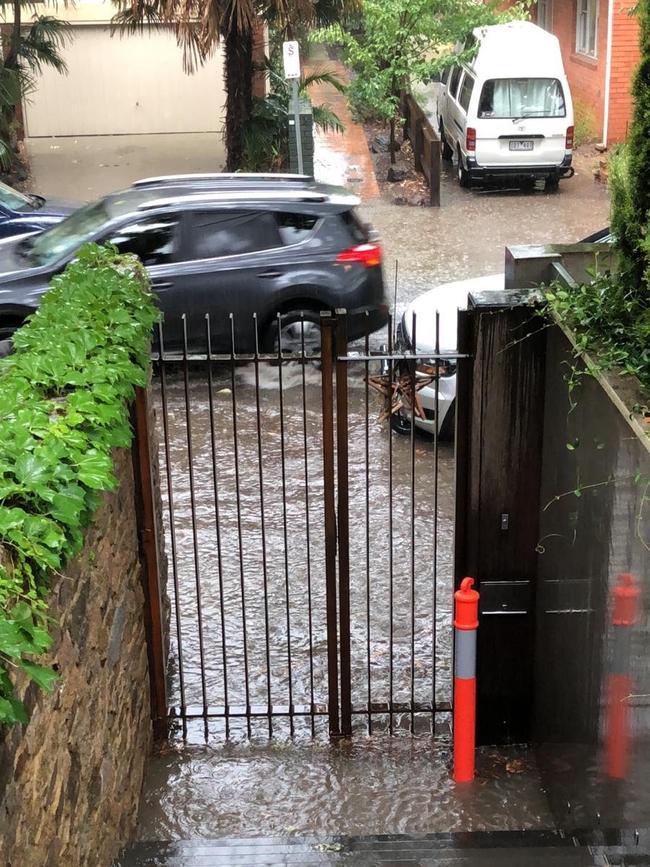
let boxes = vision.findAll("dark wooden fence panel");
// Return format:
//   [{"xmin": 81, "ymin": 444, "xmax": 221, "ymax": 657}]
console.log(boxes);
[{"xmin": 400, "ymin": 92, "xmax": 441, "ymax": 207}]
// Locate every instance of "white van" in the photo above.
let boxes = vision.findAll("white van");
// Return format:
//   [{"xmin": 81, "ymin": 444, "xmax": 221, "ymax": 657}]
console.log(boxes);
[{"xmin": 438, "ymin": 21, "xmax": 575, "ymax": 189}]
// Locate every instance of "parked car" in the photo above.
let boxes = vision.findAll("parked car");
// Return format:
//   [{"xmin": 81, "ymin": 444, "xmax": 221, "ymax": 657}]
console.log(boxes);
[
  {"xmin": 0, "ymin": 174, "xmax": 388, "ymax": 349},
  {"xmin": 395, "ymin": 227, "xmax": 611, "ymax": 437},
  {"xmin": 0, "ymin": 180, "xmax": 77, "ymax": 240},
  {"xmin": 438, "ymin": 21, "xmax": 575, "ymax": 190}
]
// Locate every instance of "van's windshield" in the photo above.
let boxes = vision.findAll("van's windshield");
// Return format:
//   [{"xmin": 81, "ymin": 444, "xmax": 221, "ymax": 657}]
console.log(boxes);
[{"xmin": 478, "ymin": 78, "xmax": 566, "ymax": 119}]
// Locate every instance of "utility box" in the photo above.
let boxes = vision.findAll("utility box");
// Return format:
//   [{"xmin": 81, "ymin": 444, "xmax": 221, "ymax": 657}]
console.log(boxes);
[{"xmin": 288, "ymin": 97, "xmax": 314, "ymax": 175}]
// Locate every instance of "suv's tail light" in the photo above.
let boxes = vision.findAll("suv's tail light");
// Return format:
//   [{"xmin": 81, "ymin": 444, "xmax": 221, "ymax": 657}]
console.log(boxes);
[
  {"xmin": 565, "ymin": 125, "xmax": 574, "ymax": 149},
  {"xmin": 466, "ymin": 127, "xmax": 476, "ymax": 152},
  {"xmin": 336, "ymin": 242, "xmax": 382, "ymax": 268}
]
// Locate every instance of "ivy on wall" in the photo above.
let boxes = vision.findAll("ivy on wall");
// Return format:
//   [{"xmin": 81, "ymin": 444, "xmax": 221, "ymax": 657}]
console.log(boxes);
[{"xmin": 0, "ymin": 245, "xmax": 158, "ymax": 725}]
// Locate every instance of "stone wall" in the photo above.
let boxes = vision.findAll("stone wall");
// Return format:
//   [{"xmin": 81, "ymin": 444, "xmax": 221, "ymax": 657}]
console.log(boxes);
[{"xmin": 0, "ymin": 447, "xmax": 153, "ymax": 867}]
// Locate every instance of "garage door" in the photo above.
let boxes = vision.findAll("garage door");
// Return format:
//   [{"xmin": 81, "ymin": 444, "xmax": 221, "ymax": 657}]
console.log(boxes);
[{"xmin": 24, "ymin": 25, "xmax": 225, "ymax": 137}]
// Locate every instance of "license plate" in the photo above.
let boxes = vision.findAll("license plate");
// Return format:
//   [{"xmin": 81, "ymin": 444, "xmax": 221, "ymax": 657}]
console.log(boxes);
[{"xmin": 509, "ymin": 140, "xmax": 534, "ymax": 151}]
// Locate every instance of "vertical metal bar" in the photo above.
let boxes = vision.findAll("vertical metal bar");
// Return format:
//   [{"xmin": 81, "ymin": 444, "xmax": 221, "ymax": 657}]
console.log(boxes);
[
  {"xmin": 335, "ymin": 309, "xmax": 352, "ymax": 737},
  {"xmin": 433, "ymin": 312, "xmax": 440, "ymax": 719},
  {"xmin": 388, "ymin": 313, "xmax": 394, "ymax": 735},
  {"xmin": 364, "ymin": 318, "xmax": 372, "ymax": 735},
  {"xmin": 205, "ymin": 315, "xmax": 230, "ymax": 740},
  {"xmin": 276, "ymin": 313, "xmax": 295, "ymax": 736},
  {"xmin": 410, "ymin": 312, "xmax": 417, "ymax": 733},
  {"xmin": 131, "ymin": 384, "xmax": 168, "ymax": 739},
  {"xmin": 182, "ymin": 315, "xmax": 208, "ymax": 737},
  {"xmin": 320, "ymin": 312, "xmax": 340, "ymax": 737},
  {"xmin": 253, "ymin": 314, "xmax": 273, "ymax": 738},
  {"xmin": 229, "ymin": 313, "xmax": 251, "ymax": 737},
  {"xmin": 156, "ymin": 323, "xmax": 185, "ymax": 729},
  {"xmin": 300, "ymin": 316, "xmax": 316, "ymax": 736}
]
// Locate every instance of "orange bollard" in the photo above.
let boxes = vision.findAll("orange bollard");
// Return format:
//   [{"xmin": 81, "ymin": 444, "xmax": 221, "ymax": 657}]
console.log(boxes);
[
  {"xmin": 453, "ymin": 576, "xmax": 479, "ymax": 783},
  {"xmin": 606, "ymin": 573, "xmax": 640, "ymax": 780}
]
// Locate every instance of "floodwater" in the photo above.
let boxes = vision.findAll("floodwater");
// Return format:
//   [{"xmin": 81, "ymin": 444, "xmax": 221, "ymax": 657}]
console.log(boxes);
[
  {"xmin": 141, "ymin": 345, "xmax": 557, "ymax": 840},
  {"xmin": 154, "ymin": 354, "xmax": 456, "ymax": 738}
]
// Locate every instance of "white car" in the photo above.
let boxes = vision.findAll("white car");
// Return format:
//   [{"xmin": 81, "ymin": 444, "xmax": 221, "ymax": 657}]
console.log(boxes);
[
  {"xmin": 395, "ymin": 229, "xmax": 612, "ymax": 438},
  {"xmin": 394, "ymin": 273, "xmax": 505, "ymax": 438}
]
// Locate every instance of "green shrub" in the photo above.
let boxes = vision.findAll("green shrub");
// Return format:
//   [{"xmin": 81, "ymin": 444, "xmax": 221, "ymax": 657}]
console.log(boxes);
[{"xmin": 0, "ymin": 244, "xmax": 158, "ymax": 725}]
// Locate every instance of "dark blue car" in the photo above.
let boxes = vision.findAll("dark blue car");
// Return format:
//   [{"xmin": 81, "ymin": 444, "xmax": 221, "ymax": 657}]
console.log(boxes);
[{"xmin": 0, "ymin": 181, "xmax": 77, "ymax": 240}]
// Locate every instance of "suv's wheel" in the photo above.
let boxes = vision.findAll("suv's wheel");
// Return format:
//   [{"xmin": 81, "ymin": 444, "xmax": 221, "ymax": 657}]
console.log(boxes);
[
  {"xmin": 457, "ymin": 149, "xmax": 471, "ymax": 188},
  {"xmin": 266, "ymin": 311, "xmax": 321, "ymax": 356},
  {"xmin": 439, "ymin": 122, "xmax": 453, "ymax": 161}
]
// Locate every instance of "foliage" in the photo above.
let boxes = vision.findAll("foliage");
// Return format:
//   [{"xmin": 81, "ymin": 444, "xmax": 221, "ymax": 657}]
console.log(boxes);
[
  {"xmin": 0, "ymin": 2, "xmax": 71, "ymax": 170},
  {"xmin": 0, "ymin": 245, "xmax": 158, "ymax": 725},
  {"xmin": 544, "ymin": 268, "xmax": 650, "ymax": 391},
  {"xmin": 243, "ymin": 56, "xmax": 345, "ymax": 171},
  {"xmin": 610, "ymin": 0, "xmax": 650, "ymax": 297},
  {"xmin": 313, "ymin": 0, "xmax": 530, "ymax": 162}
]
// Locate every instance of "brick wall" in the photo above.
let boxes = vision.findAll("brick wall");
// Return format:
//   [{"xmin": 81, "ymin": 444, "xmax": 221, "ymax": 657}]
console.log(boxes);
[
  {"xmin": 608, "ymin": 0, "xmax": 639, "ymax": 143},
  {"xmin": 0, "ymin": 448, "xmax": 155, "ymax": 867}
]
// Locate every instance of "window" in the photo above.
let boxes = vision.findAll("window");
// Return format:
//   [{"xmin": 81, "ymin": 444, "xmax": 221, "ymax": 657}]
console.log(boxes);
[
  {"xmin": 24, "ymin": 200, "xmax": 110, "ymax": 267},
  {"xmin": 275, "ymin": 212, "xmax": 318, "ymax": 245},
  {"xmin": 576, "ymin": 0, "xmax": 598, "ymax": 57},
  {"xmin": 449, "ymin": 67, "xmax": 463, "ymax": 100},
  {"xmin": 458, "ymin": 74, "xmax": 475, "ymax": 112},
  {"xmin": 186, "ymin": 211, "xmax": 282, "ymax": 260},
  {"xmin": 106, "ymin": 215, "xmax": 178, "ymax": 266},
  {"xmin": 477, "ymin": 78, "xmax": 566, "ymax": 119},
  {"xmin": 537, "ymin": 0, "xmax": 553, "ymax": 30}
]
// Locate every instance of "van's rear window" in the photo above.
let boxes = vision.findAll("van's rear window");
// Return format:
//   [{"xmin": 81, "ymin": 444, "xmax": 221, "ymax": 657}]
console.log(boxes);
[{"xmin": 478, "ymin": 78, "xmax": 566, "ymax": 119}]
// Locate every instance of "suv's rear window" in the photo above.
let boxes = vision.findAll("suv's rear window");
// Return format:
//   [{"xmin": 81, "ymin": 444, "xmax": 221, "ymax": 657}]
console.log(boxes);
[
  {"xmin": 478, "ymin": 78, "xmax": 566, "ymax": 119},
  {"xmin": 276, "ymin": 212, "xmax": 318, "ymax": 245},
  {"xmin": 341, "ymin": 210, "xmax": 368, "ymax": 244}
]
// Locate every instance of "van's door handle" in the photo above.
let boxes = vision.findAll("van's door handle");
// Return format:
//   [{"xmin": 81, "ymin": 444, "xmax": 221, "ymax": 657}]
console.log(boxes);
[
  {"xmin": 259, "ymin": 269, "xmax": 281, "ymax": 279},
  {"xmin": 152, "ymin": 281, "xmax": 173, "ymax": 289}
]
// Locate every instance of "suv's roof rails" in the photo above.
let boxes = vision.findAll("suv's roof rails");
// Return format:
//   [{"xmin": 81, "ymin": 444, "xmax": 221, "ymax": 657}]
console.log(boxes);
[
  {"xmin": 137, "ymin": 189, "xmax": 330, "ymax": 210},
  {"xmin": 132, "ymin": 172, "xmax": 314, "ymax": 188}
]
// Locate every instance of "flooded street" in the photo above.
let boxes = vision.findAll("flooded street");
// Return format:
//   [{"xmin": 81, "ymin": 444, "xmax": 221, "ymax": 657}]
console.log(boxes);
[
  {"xmin": 137, "ymin": 167, "xmax": 610, "ymax": 841},
  {"xmin": 155, "ymin": 356, "xmax": 455, "ymax": 739}
]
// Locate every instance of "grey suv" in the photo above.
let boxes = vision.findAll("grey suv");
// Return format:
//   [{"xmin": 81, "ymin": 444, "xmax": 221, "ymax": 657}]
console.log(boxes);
[{"xmin": 0, "ymin": 174, "xmax": 388, "ymax": 352}]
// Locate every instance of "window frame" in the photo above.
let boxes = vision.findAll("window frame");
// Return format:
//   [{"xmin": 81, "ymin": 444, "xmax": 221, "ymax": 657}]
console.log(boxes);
[
  {"xmin": 576, "ymin": 0, "xmax": 598, "ymax": 58},
  {"xmin": 102, "ymin": 212, "xmax": 181, "ymax": 267},
  {"xmin": 457, "ymin": 72, "xmax": 475, "ymax": 113},
  {"xmin": 448, "ymin": 66, "xmax": 463, "ymax": 101}
]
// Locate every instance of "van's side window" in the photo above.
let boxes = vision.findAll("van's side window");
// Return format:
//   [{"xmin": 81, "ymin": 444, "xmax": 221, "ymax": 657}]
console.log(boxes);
[
  {"xmin": 458, "ymin": 74, "xmax": 475, "ymax": 112},
  {"xmin": 449, "ymin": 67, "xmax": 463, "ymax": 100}
]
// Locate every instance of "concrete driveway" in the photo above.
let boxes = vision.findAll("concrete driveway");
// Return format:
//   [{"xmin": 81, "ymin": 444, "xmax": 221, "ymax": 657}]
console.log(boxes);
[{"xmin": 27, "ymin": 133, "xmax": 226, "ymax": 200}]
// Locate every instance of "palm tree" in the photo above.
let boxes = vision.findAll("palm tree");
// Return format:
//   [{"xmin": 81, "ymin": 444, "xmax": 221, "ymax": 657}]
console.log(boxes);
[
  {"xmin": 0, "ymin": 3, "xmax": 70, "ymax": 168},
  {"xmin": 113, "ymin": 0, "xmax": 358, "ymax": 171}
]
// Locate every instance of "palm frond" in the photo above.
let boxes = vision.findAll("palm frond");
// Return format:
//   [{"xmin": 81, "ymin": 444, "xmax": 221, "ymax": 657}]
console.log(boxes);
[
  {"xmin": 18, "ymin": 16, "xmax": 72, "ymax": 75},
  {"xmin": 301, "ymin": 68, "xmax": 347, "ymax": 94},
  {"xmin": 312, "ymin": 103, "xmax": 345, "ymax": 133}
]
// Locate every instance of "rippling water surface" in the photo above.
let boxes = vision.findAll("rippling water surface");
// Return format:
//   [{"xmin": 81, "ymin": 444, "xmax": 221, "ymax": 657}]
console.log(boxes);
[{"xmin": 154, "ymin": 359, "xmax": 455, "ymax": 735}]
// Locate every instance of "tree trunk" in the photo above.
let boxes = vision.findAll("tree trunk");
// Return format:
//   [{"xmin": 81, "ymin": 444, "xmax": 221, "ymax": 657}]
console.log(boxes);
[
  {"xmin": 224, "ymin": 24, "xmax": 253, "ymax": 172},
  {"xmin": 389, "ymin": 117, "xmax": 396, "ymax": 165}
]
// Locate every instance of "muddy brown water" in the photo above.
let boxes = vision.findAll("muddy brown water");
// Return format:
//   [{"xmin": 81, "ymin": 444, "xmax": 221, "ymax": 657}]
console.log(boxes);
[{"xmin": 155, "ymin": 358, "xmax": 455, "ymax": 739}]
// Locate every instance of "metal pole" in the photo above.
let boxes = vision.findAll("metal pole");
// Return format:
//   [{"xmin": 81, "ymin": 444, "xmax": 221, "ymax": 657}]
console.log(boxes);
[{"xmin": 292, "ymin": 79, "xmax": 304, "ymax": 175}]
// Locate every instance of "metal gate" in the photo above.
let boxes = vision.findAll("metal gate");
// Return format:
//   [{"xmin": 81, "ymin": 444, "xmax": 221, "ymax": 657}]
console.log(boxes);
[{"xmin": 138, "ymin": 309, "xmax": 464, "ymax": 740}]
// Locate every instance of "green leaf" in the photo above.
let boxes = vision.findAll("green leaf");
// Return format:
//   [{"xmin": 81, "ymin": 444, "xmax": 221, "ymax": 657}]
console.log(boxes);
[
  {"xmin": 0, "ymin": 696, "xmax": 28, "ymax": 724},
  {"xmin": 19, "ymin": 661, "xmax": 58, "ymax": 692}
]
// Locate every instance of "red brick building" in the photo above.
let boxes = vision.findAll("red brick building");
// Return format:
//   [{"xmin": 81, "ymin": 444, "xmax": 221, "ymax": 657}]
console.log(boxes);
[{"xmin": 535, "ymin": 0, "xmax": 640, "ymax": 144}]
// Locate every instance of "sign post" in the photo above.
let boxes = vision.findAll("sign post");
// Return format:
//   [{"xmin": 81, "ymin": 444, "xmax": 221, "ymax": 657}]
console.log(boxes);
[{"xmin": 283, "ymin": 40, "xmax": 304, "ymax": 175}]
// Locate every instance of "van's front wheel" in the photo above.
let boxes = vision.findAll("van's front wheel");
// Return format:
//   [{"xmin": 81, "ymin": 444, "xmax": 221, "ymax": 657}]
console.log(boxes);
[{"xmin": 457, "ymin": 150, "xmax": 471, "ymax": 188}]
